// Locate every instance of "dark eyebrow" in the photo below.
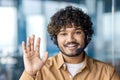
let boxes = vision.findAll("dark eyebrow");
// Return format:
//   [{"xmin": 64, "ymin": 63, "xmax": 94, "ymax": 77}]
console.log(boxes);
[
  {"xmin": 75, "ymin": 27, "xmax": 83, "ymax": 30},
  {"xmin": 59, "ymin": 27, "xmax": 83, "ymax": 32}
]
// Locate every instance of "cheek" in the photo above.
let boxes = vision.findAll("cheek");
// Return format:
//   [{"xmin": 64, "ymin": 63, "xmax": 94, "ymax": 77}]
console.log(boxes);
[
  {"xmin": 57, "ymin": 36, "xmax": 64, "ymax": 46},
  {"xmin": 82, "ymin": 36, "xmax": 86, "ymax": 47},
  {"xmin": 81, "ymin": 39, "xmax": 85, "ymax": 46},
  {"xmin": 78, "ymin": 38, "xmax": 85, "ymax": 45},
  {"xmin": 77, "ymin": 36, "xmax": 86, "ymax": 46}
]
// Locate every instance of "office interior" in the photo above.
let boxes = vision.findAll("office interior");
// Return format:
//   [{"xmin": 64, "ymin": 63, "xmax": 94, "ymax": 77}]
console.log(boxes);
[{"xmin": 0, "ymin": 0, "xmax": 120, "ymax": 80}]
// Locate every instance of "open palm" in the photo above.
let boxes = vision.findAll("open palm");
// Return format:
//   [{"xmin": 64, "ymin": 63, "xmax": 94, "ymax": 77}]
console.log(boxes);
[{"xmin": 22, "ymin": 35, "xmax": 48, "ymax": 76}]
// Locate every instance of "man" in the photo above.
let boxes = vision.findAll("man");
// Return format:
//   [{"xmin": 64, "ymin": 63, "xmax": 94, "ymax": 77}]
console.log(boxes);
[{"xmin": 20, "ymin": 6, "xmax": 120, "ymax": 80}]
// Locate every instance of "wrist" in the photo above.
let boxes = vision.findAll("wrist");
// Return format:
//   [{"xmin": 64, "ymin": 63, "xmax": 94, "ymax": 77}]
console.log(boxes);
[{"xmin": 25, "ymin": 70, "xmax": 37, "ymax": 77}]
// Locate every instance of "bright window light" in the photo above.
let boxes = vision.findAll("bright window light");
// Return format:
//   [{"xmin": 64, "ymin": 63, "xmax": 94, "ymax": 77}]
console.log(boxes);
[
  {"xmin": 0, "ymin": 7, "xmax": 17, "ymax": 56},
  {"xmin": 26, "ymin": 15, "xmax": 46, "ymax": 58}
]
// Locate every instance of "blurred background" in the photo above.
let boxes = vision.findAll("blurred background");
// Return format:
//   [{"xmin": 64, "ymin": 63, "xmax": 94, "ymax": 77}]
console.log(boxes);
[{"xmin": 0, "ymin": 0, "xmax": 120, "ymax": 80}]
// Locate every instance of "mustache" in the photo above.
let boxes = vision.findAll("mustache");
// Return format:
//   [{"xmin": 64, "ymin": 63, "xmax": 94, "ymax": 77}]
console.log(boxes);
[{"xmin": 64, "ymin": 42, "xmax": 79, "ymax": 46}]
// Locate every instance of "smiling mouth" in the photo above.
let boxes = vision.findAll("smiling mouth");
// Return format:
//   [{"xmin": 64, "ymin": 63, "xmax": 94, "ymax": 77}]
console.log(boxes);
[{"xmin": 65, "ymin": 43, "xmax": 79, "ymax": 49}]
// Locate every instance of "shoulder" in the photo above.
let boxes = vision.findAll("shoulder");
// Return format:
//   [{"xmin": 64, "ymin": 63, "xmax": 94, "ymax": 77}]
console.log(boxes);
[
  {"xmin": 93, "ymin": 58, "xmax": 114, "ymax": 69},
  {"xmin": 47, "ymin": 53, "xmax": 60, "ymax": 62},
  {"xmin": 86, "ymin": 56, "xmax": 120, "ymax": 79},
  {"xmin": 44, "ymin": 53, "xmax": 60, "ymax": 67},
  {"xmin": 89, "ymin": 56, "xmax": 115, "ymax": 75}
]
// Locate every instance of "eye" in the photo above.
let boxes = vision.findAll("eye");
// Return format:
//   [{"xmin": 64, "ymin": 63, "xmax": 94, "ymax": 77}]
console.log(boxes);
[
  {"xmin": 59, "ymin": 32, "xmax": 67, "ymax": 36},
  {"xmin": 75, "ymin": 31, "xmax": 82, "ymax": 34}
]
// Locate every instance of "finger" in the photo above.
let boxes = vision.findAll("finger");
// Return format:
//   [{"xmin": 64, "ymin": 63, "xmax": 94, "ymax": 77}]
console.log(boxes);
[
  {"xmin": 31, "ymin": 35, "xmax": 35, "ymax": 52},
  {"xmin": 22, "ymin": 41, "xmax": 27, "ymax": 54},
  {"xmin": 35, "ymin": 37, "xmax": 40, "ymax": 55},
  {"xmin": 42, "ymin": 51, "xmax": 48, "ymax": 63},
  {"xmin": 27, "ymin": 37, "xmax": 31, "ymax": 52}
]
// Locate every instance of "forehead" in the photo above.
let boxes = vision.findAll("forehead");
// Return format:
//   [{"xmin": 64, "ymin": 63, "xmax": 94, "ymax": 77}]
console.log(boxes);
[
  {"xmin": 60, "ymin": 26, "xmax": 83, "ymax": 31},
  {"xmin": 60, "ymin": 23, "xmax": 83, "ymax": 30}
]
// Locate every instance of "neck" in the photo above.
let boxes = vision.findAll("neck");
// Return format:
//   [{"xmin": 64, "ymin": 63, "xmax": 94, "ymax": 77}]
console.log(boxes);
[{"xmin": 62, "ymin": 51, "xmax": 85, "ymax": 64}]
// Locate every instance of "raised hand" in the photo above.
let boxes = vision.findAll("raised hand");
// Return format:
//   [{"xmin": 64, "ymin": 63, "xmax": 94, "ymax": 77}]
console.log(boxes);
[{"xmin": 22, "ymin": 35, "xmax": 48, "ymax": 76}]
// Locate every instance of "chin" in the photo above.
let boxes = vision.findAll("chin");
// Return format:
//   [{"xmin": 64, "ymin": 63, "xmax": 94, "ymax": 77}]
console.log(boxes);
[
  {"xmin": 63, "ymin": 52, "xmax": 81, "ymax": 57},
  {"xmin": 61, "ymin": 48, "xmax": 84, "ymax": 57}
]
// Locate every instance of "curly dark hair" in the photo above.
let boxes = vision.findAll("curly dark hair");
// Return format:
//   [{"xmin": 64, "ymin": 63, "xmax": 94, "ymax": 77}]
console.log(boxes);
[{"xmin": 47, "ymin": 6, "xmax": 94, "ymax": 46}]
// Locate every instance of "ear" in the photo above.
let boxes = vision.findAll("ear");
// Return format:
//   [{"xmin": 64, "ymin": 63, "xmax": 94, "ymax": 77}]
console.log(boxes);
[
  {"xmin": 87, "ymin": 35, "xmax": 91, "ymax": 44},
  {"xmin": 84, "ymin": 34, "xmax": 91, "ymax": 47},
  {"xmin": 52, "ymin": 36, "xmax": 58, "ymax": 46}
]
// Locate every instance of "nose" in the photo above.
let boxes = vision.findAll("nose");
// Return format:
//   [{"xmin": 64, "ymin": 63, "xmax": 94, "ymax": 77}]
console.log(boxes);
[{"xmin": 67, "ymin": 33, "xmax": 76, "ymax": 42}]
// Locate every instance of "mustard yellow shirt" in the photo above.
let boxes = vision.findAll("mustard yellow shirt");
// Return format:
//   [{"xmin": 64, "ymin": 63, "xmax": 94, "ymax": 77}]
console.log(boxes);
[{"xmin": 19, "ymin": 52, "xmax": 120, "ymax": 80}]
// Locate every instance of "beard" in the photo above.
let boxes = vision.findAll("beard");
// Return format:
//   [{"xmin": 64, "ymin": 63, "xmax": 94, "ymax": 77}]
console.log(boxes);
[
  {"xmin": 58, "ymin": 42, "xmax": 85, "ymax": 57},
  {"xmin": 60, "ymin": 47, "xmax": 84, "ymax": 57}
]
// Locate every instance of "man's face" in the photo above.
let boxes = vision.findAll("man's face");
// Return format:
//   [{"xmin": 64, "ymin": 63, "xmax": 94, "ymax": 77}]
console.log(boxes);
[{"xmin": 57, "ymin": 27, "xmax": 85, "ymax": 57}]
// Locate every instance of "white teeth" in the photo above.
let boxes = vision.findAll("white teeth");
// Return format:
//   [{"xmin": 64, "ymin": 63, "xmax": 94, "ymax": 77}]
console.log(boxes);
[{"xmin": 67, "ymin": 44, "xmax": 76, "ymax": 47}]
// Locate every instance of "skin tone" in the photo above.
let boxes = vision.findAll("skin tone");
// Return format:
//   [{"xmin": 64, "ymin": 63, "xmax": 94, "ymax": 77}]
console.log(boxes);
[
  {"xmin": 22, "ymin": 26, "xmax": 86, "ymax": 77},
  {"xmin": 57, "ymin": 27, "xmax": 85, "ymax": 64},
  {"xmin": 22, "ymin": 35, "xmax": 48, "ymax": 76}
]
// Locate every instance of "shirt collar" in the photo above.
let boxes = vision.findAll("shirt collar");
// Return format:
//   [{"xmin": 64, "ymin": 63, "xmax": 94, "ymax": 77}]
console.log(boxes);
[
  {"xmin": 57, "ymin": 52, "xmax": 65, "ymax": 69},
  {"xmin": 81, "ymin": 52, "xmax": 94, "ymax": 72},
  {"xmin": 57, "ymin": 51, "xmax": 93, "ymax": 71}
]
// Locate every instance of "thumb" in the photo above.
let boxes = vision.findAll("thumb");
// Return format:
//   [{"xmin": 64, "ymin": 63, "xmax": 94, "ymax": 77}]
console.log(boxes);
[{"xmin": 42, "ymin": 51, "xmax": 48, "ymax": 63}]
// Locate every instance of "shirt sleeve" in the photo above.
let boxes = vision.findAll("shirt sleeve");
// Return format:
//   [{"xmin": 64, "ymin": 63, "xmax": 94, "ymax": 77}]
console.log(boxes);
[
  {"xmin": 111, "ymin": 70, "xmax": 120, "ymax": 80},
  {"xmin": 19, "ymin": 70, "xmax": 42, "ymax": 80},
  {"xmin": 19, "ymin": 71, "xmax": 35, "ymax": 80}
]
